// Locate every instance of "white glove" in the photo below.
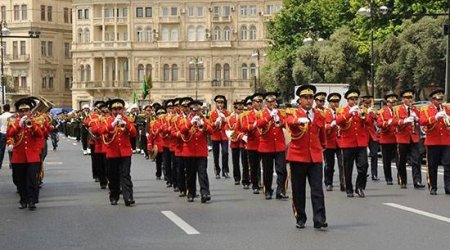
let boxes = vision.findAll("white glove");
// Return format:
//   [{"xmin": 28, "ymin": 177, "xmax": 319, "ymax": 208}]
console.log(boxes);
[
  {"xmin": 199, "ymin": 118, "xmax": 204, "ymax": 126},
  {"xmin": 273, "ymin": 115, "xmax": 280, "ymax": 123},
  {"xmin": 146, "ymin": 132, "xmax": 149, "ymax": 137},
  {"xmin": 116, "ymin": 114, "xmax": 122, "ymax": 120},
  {"xmin": 270, "ymin": 109, "xmax": 278, "ymax": 117},
  {"xmin": 410, "ymin": 112, "xmax": 418, "ymax": 121},
  {"xmin": 219, "ymin": 113, "xmax": 226, "ymax": 120},
  {"xmin": 388, "ymin": 119, "xmax": 393, "ymax": 125},
  {"xmin": 242, "ymin": 135, "xmax": 248, "ymax": 143},
  {"xmin": 19, "ymin": 116, "xmax": 28, "ymax": 127},
  {"xmin": 253, "ymin": 121, "xmax": 257, "ymax": 128},
  {"xmin": 403, "ymin": 116, "xmax": 414, "ymax": 124},
  {"xmin": 191, "ymin": 116, "xmax": 198, "ymax": 124},
  {"xmin": 112, "ymin": 116, "xmax": 121, "ymax": 127},
  {"xmin": 7, "ymin": 145, "xmax": 13, "ymax": 152},
  {"xmin": 435, "ymin": 111, "xmax": 445, "ymax": 120},
  {"xmin": 349, "ymin": 106, "xmax": 359, "ymax": 114},
  {"xmin": 330, "ymin": 120, "xmax": 336, "ymax": 127},
  {"xmin": 298, "ymin": 117, "xmax": 310, "ymax": 124}
]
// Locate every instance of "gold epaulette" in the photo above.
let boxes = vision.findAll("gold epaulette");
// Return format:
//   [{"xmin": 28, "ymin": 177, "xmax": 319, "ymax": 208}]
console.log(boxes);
[
  {"xmin": 336, "ymin": 107, "xmax": 344, "ymax": 114},
  {"xmin": 285, "ymin": 108, "xmax": 296, "ymax": 116}
]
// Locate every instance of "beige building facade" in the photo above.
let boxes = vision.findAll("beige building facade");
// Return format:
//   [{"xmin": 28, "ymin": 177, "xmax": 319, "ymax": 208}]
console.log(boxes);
[
  {"xmin": 2, "ymin": 0, "xmax": 73, "ymax": 108},
  {"xmin": 71, "ymin": 0, "xmax": 281, "ymax": 109}
]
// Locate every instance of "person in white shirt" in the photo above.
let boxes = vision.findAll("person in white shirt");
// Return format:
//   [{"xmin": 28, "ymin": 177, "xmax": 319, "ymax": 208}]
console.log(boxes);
[{"xmin": 0, "ymin": 104, "xmax": 13, "ymax": 169}]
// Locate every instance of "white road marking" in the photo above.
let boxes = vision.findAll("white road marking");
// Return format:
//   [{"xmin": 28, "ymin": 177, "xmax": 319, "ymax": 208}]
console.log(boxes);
[
  {"xmin": 45, "ymin": 162, "xmax": 63, "ymax": 165},
  {"xmin": 72, "ymin": 143, "xmax": 77, "ymax": 146},
  {"xmin": 384, "ymin": 203, "xmax": 450, "ymax": 223},
  {"xmin": 161, "ymin": 211, "xmax": 200, "ymax": 235}
]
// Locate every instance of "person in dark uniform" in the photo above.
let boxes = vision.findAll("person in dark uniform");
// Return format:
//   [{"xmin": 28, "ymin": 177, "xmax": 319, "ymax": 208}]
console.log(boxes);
[{"xmin": 286, "ymin": 85, "xmax": 327, "ymax": 229}]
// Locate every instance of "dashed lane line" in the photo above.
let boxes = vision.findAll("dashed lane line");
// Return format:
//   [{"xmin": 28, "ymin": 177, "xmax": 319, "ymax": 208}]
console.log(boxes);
[
  {"xmin": 384, "ymin": 203, "xmax": 450, "ymax": 223},
  {"xmin": 161, "ymin": 210, "xmax": 200, "ymax": 235}
]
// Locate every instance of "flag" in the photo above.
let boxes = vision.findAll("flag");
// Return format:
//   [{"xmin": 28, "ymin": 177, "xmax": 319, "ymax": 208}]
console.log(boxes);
[
  {"xmin": 146, "ymin": 75, "xmax": 153, "ymax": 90},
  {"xmin": 133, "ymin": 91, "xmax": 138, "ymax": 104},
  {"xmin": 142, "ymin": 79, "xmax": 149, "ymax": 99}
]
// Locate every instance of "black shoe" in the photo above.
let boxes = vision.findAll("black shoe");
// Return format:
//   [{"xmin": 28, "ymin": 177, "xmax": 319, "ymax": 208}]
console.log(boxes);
[
  {"xmin": 187, "ymin": 197, "xmax": 194, "ymax": 202},
  {"xmin": 276, "ymin": 193, "xmax": 289, "ymax": 200},
  {"xmin": 400, "ymin": 184, "xmax": 407, "ymax": 189},
  {"xmin": 414, "ymin": 182, "xmax": 425, "ymax": 189},
  {"xmin": 356, "ymin": 188, "xmax": 365, "ymax": 198},
  {"xmin": 179, "ymin": 191, "xmax": 186, "ymax": 197},
  {"xmin": 110, "ymin": 200, "xmax": 118, "ymax": 205},
  {"xmin": 314, "ymin": 221, "xmax": 328, "ymax": 229},
  {"xmin": 156, "ymin": 176, "xmax": 161, "ymax": 180},
  {"xmin": 205, "ymin": 194, "xmax": 211, "ymax": 201},
  {"xmin": 372, "ymin": 176, "xmax": 380, "ymax": 181},
  {"xmin": 347, "ymin": 193, "xmax": 354, "ymax": 198},
  {"xmin": 18, "ymin": 202, "xmax": 27, "ymax": 209},
  {"xmin": 100, "ymin": 185, "xmax": 107, "ymax": 189},
  {"xmin": 215, "ymin": 175, "xmax": 220, "ymax": 179},
  {"xmin": 243, "ymin": 184, "xmax": 250, "ymax": 190},
  {"xmin": 253, "ymin": 189, "xmax": 260, "ymax": 194},
  {"xmin": 95, "ymin": 178, "xmax": 99, "ymax": 183},
  {"xmin": 166, "ymin": 183, "xmax": 172, "ymax": 188},
  {"xmin": 28, "ymin": 202, "xmax": 36, "ymax": 211},
  {"xmin": 174, "ymin": 187, "xmax": 180, "ymax": 192},
  {"xmin": 201, "ymin": 196, "xmax": 208, "ymax": 203},
  {"xmin": 386, "ymin": 181, "xmax": 393, "ymax": 185},
  {"xmin": 340, "ymin": 185, "xmax": 345, "ymax": 192},
  {"xmin": 224, "ymin": 173, "xmax": 231, "ymax": 179},
  {"xmin": 445, "ymin": 190, "xmax": 450, "ymax": 195},
  {"xmin": 296, "ymin": 221, "xmax": 305, "ymax": 229},
  {"xmin": 430, "ymin": 189, "xmax": 437, "ymax": 195},
  {"xmin": 234, "ymin": 181, "xmax": 240, "ymax": 185},
  {"xmin": 326, "ymin": 185, "xmax": 333, "ymax": 191},
  {"xmin": 124, "ymin": 199, "xmax": 135, "ymax": 207},
  {"xmin": 145, "ymin": 155, "xmax": 149, "ymax": 160},
  {"xmin": 265, "ymin": 193, "xmax": 272, "ymax": 200}
]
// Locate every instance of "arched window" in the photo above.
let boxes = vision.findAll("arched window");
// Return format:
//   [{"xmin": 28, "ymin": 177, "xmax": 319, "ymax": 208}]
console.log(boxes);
[
  {"xmin": 198, "ymin": 64, "xmax": 204, "ymax": 81},
  {"xmin": 146, "ymin": 64, "xmax": 152, "ymax": 77},
  {"xmin": 163, "ymin": 64, "xmax": 170, "ymax": 81},
  {"xmin": 223, "ymin": 26, "xmax": 231, "ymax": 41},
  {"xmin": 240, "ymin": 25, "xmax": 247, "ymax": 40},
  {"xmin": 80, "ymin": 65, "xmax": 85, "ymax": 81},
  {"xmin": 214, "ymin": 26, "xmax": 221, "ymax": 41},
  {"xmin": 249, "ymin": 26, "xmax": 257, "ymax": 40},
  {"xmin": 136, "ymin": 27, "xmax": 144, "ymax": 42},
  {"xmin": 187, "ymin": 26, "xmax": 196, "ymax": 41},
  {"xmin": 215, "ymin": 64, "xmax": 222, "ymax": 81},
  {"xmin": 250, "ymin": 63, "xmax": 257, "ymax": 77},
  {"xmin": 84, "ymin": 28, "xmax": 90, "ymax": 43},
  {"xmin": 162, "ymin": 28, "xmax": 169, "ymax": 41},
  {"xmin": 223, "ymin": 64, "xmax": 230, "ymax": 81},
  {"xmin": 197, "ymin": 26, "xmax": 205, "ymax": 41},
  {"xmin": 123, "ymin": 61, "xmax": 129, "ymax": 82},
  {"xmin": 171, "ymin": 28, "xmax": 178, "ymax": 41},
  {"xmin": 86, "ymin": 65, "xmax": 91, "ymax": 81},
  {"xmin": 241, "ymin": 63, "xmax": 248, "ymax": 80},
  {"xmin": 137, "ymin": 64, "xmax": 144, "ymax": 81},
  {"xmin": 189, "ymin": 64, "xmax": 195, "ymax": 81},
  {"xmin": 146, "ymin": 27, "xmax": 153, "ymax": 42},
  {"xmin": 78, "ymin": 28, "xmax": 83, "ymax": 43},
  {"xmin": 172, "ymin": 64, "xmax": 178, "ymax": 81}
]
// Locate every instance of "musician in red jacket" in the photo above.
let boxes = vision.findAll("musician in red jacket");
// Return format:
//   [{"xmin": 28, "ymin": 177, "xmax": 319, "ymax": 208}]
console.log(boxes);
[
  {"xmin": 209, "ymin": 95, "xmax": 230, "ymax": 179},
  {"xmin": 376, "ymin": 92, "xmax": 398, "ymax": 185},
  {"xmin": 419, "ymin": 88, "xmax": 450, "ymax": 195},
  {"xmin": 394, "ymin": 89, "xmax": 425, "ymax": 189},
  {"xmin": 102, "ymin": 99, "xmax": 137, "ymax": 206},
  {"xmin": 147, "ymin": 107, "xmax": 166, "ymax": 179},
  {"xmin": 286, "ymin": 84, "xmax": 327, "ymax": 229},
  {"xmin": 238, "ymin": 95, "xmax": 254, "ymax": 190},
  {"xmin": 256, "ymin": 92, "xmax": 288, "ymax": 200},
  {"xmin": 336, "ymin": 89, "xmax": 370, "ymax": 198},
  {"xmin": 360, "ymin": 95, "xmax": 380, "ymax": 181},
  {"xmin": 88, "ymin": 101, "xmax": 109, "ymax": 189},
  {"xmin": 323, "ymin": 93, "xmax": 344, "ymax": 192},
  {"xmin": 226, "ymin": 100, "xmax": 246, "ymax": 186},
  {"xmin": 7, "ymin": 97, "xmax": 44, "ymax": 210}
]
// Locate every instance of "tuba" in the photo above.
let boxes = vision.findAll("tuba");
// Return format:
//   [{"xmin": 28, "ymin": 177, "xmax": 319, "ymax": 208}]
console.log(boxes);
[{"xmin": 29, "ymin": 96, "xmax": 54, "ymax": 114}]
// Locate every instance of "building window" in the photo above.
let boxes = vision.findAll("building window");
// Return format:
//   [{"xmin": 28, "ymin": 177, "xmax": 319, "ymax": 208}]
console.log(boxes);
[
  {"xmin": 42, "ymin": 77, "xmax": 47, "ymax": 88},
  {"xmin": 86, "ymin": 65, "xmax": 91, "ymax": 81},
  {"xmin": 198, "ymin": 65, "xmax": 204, "ymax": 80},
  {"xmin": 197, "ymin": 26, "xmax": 205, "ymax": 41},
  {"xmin": 20, "ymin": 41, "xmax": 26, "ymax": 55},
  {"xmin": 136, "ymin": 27, "xmax": 144, "ymax": 42},
  {"xmin": 77, "ymin": 28, "xmax": 83, "ymax": 43},
  {"xmin": 145, "ymin": 7, "xmax": 152, "ymax": 17},
  {"xmin": 84, "ymin": 28, "xmax": 90, "ymax": 42},
  {"xmin": 162, "ymin": 28, "xmax": 169, "ymax": 41},
  {"xmin": 188, "ymin": 64, "xmax": 195, "ymax": 81},
  {"xmin": 136, "ymin": 7, "xmax": 143, "ymax": 17},
  {"xmin": 104, "ymin": 8, "xmax": 111, "ymax": 17},
  {"xmin": 223, "ymin": 6, "xmax": 231, "ymax": 16},
  {"xmin": 241, "ymin": 64, "xmax": 248, "ymax": 80},
  {"xmin": 47, "ymin": 41, "xmax": 53, "ymax": 57},
  {"xmin": 70, "ymin": 8, "xmax": 73, "ymax": 23},
  {"xmin": 64, "ymin": 43, "xmax": 70, "ymax": 58},
  {"xmin": 40, "ymin": 5, "xmax": 45, "ymax": 21},
  {"xmin": 48, "ymin": 76, "xmax": 54, "ymax": 89},
  {"xmin": 13, "ymin": 41, "xmax": 18, "ymax": 59},
  {"xmin": 146, "ymin": 27, "xmax": 152, "ymax": 42},
  {"xmin": 138, "ymin": 64, "xmax": 144, "ymax": 81},
  {"xmin": 14, "ymin": 5, "xmax": 19, "ymax": 20},
  {"xmin": 84, "ymin": 9, "xmax": 89, "ymax": 19},
  {"xmin": 80, "ymin": 65, "xmax": 85, "ymax": 81},
  {"xmin": 240, "ymin": 26, "xmax": 248, "ymax": 40},
  {"xmin": 146, "ymin": 64, "xmax": 152, "ymax": 76},
  {"xmin": 1, "ymin": 42, "xmax": 6, "ymax": 55},
  {"xmin": 122, "ymin": 8, "xmax": 128, "ymax": 17},
  {"xmin": 266, "ymin": 5, "xmax": 274, "ymax": 15},
  {"xmin": 187, "ymin": 26, "xmax": 195, "ymax": 41},
  {"xmin": 41, "ymin": 41, "xmax": 47, "ymax": 56},
  {"xmin": 250, "ymin": 5, "xmax": 257, "ymax": 16},
  {"xmin": 171, "ymin": 64, "xmax": 178, "ymax": 81},
  {"xmin": 224, "ymin": 64, "xmax": 230, "ymax": 81},
  {"xmin": 163, "ymin": 64, "xmax": 170, "ymax": 81},
  {"xmin": 47, "ymin": 6, "xmax": 52, "ymax": 21},
  {"xmin": 64, "ymin": 8, "xmax": 69, "ymax": 23},
  {"xmin": 214, "ymin": 26, "xmax": 221, "ymax": 41},
  {"xmin": 20, "ymin": 77, "xmax": 27, "ymax": 88},
  {"xmin": 171, "ymin": 28, "xmax": 178, "ymax": 41},
  {"xmin": 188, "ymin": 7, "xmax": 194, "ymax": 17},
  {"xmin": 78, "ymin": 9, "xmax": 83, "ymax": 19},
  {"xmin": 197, "ymin": 7, "xmax": 204, "ymax": 17},
  {"xmin": 65, "ymin": 77, "xmax": 71, "ymax": 89},
  {"xmin": 171, "ymin": 7, "xmax": 177, "ymax": 16},
  {"xmin": 224, "ymin": 26, "xmax": 231, "ymax": 41},
  {"xmin": 162, "ymin": 7, "xmax": 169, "ymax": 17},
  {"xmin": 1, "ymin": 6, "xmax": 5, "ymax": 20},
  {"xmin": 213, "ymin": 6, "xmax": 220, "ymax": 17},
  {"xmin": 249, "ymin": 26, "xmax": 257, "ymax": 40},
  {"xmin": 240, "ymin": 5, "xmax": 247, "ymax": 16},
  {"xmin": 250, "ymin": 63, "xmax": 257, "ymax": 77},
  {"xmin": 215, "ymin": 64, "xmax": 222, "ymax": 81}
]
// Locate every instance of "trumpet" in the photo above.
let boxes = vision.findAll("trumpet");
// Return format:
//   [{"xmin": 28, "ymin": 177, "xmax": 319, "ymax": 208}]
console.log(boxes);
[
  {"xmin": 439, "ymin": 105, "xmax": 450, "ymax": 129},
  {"xmin": 25, "ymin": 118, "xmax": 33, "ymax": 128}
]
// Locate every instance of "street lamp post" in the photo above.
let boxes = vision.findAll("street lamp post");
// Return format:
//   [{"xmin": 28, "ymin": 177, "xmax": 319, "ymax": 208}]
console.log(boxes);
[
  {"xmin": 189, "ymin": 57, "xmax": 203, "ymax": 100},
  {"xmin": 252, "ymin": 49, "xmax": 266, "ymax": 92},
  {"xmin": 0, "ymin": 20, "xmax": 40, "ymax": 105},
  {"xmin": 357, "ymin": 2, "xmax": 388, "ymax": 98},
  {"xmin": 303, "ymin": 36, "xmax": 324, "ymax": 84}
]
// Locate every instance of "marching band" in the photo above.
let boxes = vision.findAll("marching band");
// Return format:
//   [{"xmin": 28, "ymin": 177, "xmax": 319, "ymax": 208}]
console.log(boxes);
[{"xmin": 3, "ymin": 86, "xmax": 450, "ymax": 230}]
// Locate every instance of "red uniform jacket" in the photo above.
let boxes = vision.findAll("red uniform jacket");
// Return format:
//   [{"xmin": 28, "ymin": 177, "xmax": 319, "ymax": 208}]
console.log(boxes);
[
  {"xmin": 209, "ymin": 109, "xmax": 230, "ymax": 141},
  {"xmin": 89, "ymin": 114, "xmax": 107, "ymax": 154},
  {"xmin": 161, "ymin": 114, "xmax": 172, "ymax": 149},
  {"xmin": 7, "ymin": 118, "xmax": 44, "ymax": 164},
  {"xmin": 336, "ymin": 105, "xmax": 370, "ymax": 148},
  {"xmin": 240, "ymin": 109, "xmax": 260, "ymax": 150},
  {"xmin": 324, "ymin": 108, "xmax": 339, "ymax": 149},
  {"xmin": 286, "ymin": 108, "xmax": 326, "ymax": 163},
  {"xmin": 366, "ymin": 111, "xmax": 379, "ymax": 142},
  {"xmin": 225, "ymin": 113, "xmax": 245, "ymax": 149},
  {"xmin": 256, "ymin": 108, "xmax": 286, "ymax": 153},
  {"xmin": 171, "ymin": 114, "xmax": 186, "ymax": 157},
  {"xmin": 147, "ymin": 119, "xmax": 164, "ymax": 153},
  {"xmin": 393, "ymin": 104, "xmax": 420, "ymax": 144},
  {"xmin": 419, "ymin": 104, "xmax": 450, "ymax": 146},
  {"xmin": 179, "ymin": 113, "xmax": 213, "ymax": 157},
  {"xmin": 103, "ymin": 115, "xmax": 137, "ymax": 158},
  {"xmin": 376, "ymin": 107, "xmax": 397, "ymax": 144},
  {"xmin": 84, "ymin": 113, "xmax": 97, "ymax": 145}
]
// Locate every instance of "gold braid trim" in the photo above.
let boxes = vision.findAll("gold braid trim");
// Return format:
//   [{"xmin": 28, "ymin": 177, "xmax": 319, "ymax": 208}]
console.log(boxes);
[
  {"xmin": 337, "ymin": 107, "xmax": 353, "ymax": 131},
  {"xmin": 285, "ymin": 109, "xmax": 308, "ymax": 140}
]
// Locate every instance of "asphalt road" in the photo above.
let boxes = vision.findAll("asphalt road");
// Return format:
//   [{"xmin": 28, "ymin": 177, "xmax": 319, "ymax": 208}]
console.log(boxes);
[{"xmin": 0, "ymin": 136, "xmax": 449, "ymax": 250}]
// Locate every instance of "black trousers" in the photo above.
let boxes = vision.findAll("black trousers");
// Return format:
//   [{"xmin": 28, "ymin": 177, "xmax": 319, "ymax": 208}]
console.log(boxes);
[
  {"xmin": 81, "ymin": 126, "xmax": 88, "ymax": 150},
  {"xmin": 92, "ymin": 150, "xmax": 108, "ymax": 187},
  {"xmin": 248, "ymin": 150, "xmax": 261, "ymax": 190},
  {"xmin": 323, "ymin": 148, "xmax": 344, "ymax": 186},
  {"xmin": 260, "ymin": 151, "xmax": 287, "ymax": 195},
  {"xmin": 426, "ymin": 145, "xmax": 450, "ymax": 191},
  {"xmin": 397, "ymin": 142, "xmax": 422, "ymax": 185},
  {"xmin": 290, "ymin": 162, "xmax": 326, "ymax": 224},
  {"xmin": 212, "ymin": 140, "xmax": 229, "ymax": 176},
  {"xmin": 342, "ymin": 147, "xmax": 369, "ymax": 193},
  {"xmin": 177, "ymin": 156, "xmax": 186, "ymax": 193},
  {"xmin": 107, "ymin": 157, "xmax": 133, "ymax": 202},
  {"xmin": 13, "ymin": 162, "xmax": 40, "ymax": 204},
  {"xmin": 171, "ymin": 152, "xmax": 179, "ymax": 188},
  {"xmin": 162, "ymin": 148, "xmax": 172, "ymax": 184},
  {"xmin": 90, "ymin": 144, "xmax": 97, "ymax": 179},
  {"xmin": 241, "ymin": 149, "xmax": 250, "ymax": 185},
  {"xmin": 231, "ymin": 148, "xmax": 241, "ymax": 182},
  {"xmin": 369, "ymin": 138, "xmax": 379, "ymax": 177},
  {"xmin": 185, "ymin": 157, "xmax": 209, "ymax": 198},
  {"xmin": 140, "ymin": 134, "xmax": 149, "ymax": 156},
  {"xmin": 155, "ymin": 152, "xmax": 163, "ymax": 178},
  {"xmin": 381, "ymin": 143, "xmax": 396, "ymax": 182}
]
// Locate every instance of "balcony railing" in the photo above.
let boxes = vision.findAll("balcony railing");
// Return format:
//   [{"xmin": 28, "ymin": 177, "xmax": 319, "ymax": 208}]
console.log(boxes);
[
  {"xmin": 72, "ymin": 81, "xmax": 131, "ymax": 90},
  {"xmin": 212, "ymin": 15, "xmax": 232, "ymax": 23},
  {"xmin": 5, "ymin": 54, "xmax": 30, "ymax": 61},
  {"xmin": 159, "ymin": 16, "xmax": 180, "ymax": 23},
  {"xmin": 210, "ymin": 41, "xmax": 232, "ymax": 48},
  {"xmin": 6, "ymin": 86, "xmax": 31, "ymax": 95},
  {"xmin": 157, "ymin": 41, "xmax": 180, "ymax": 48}
]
